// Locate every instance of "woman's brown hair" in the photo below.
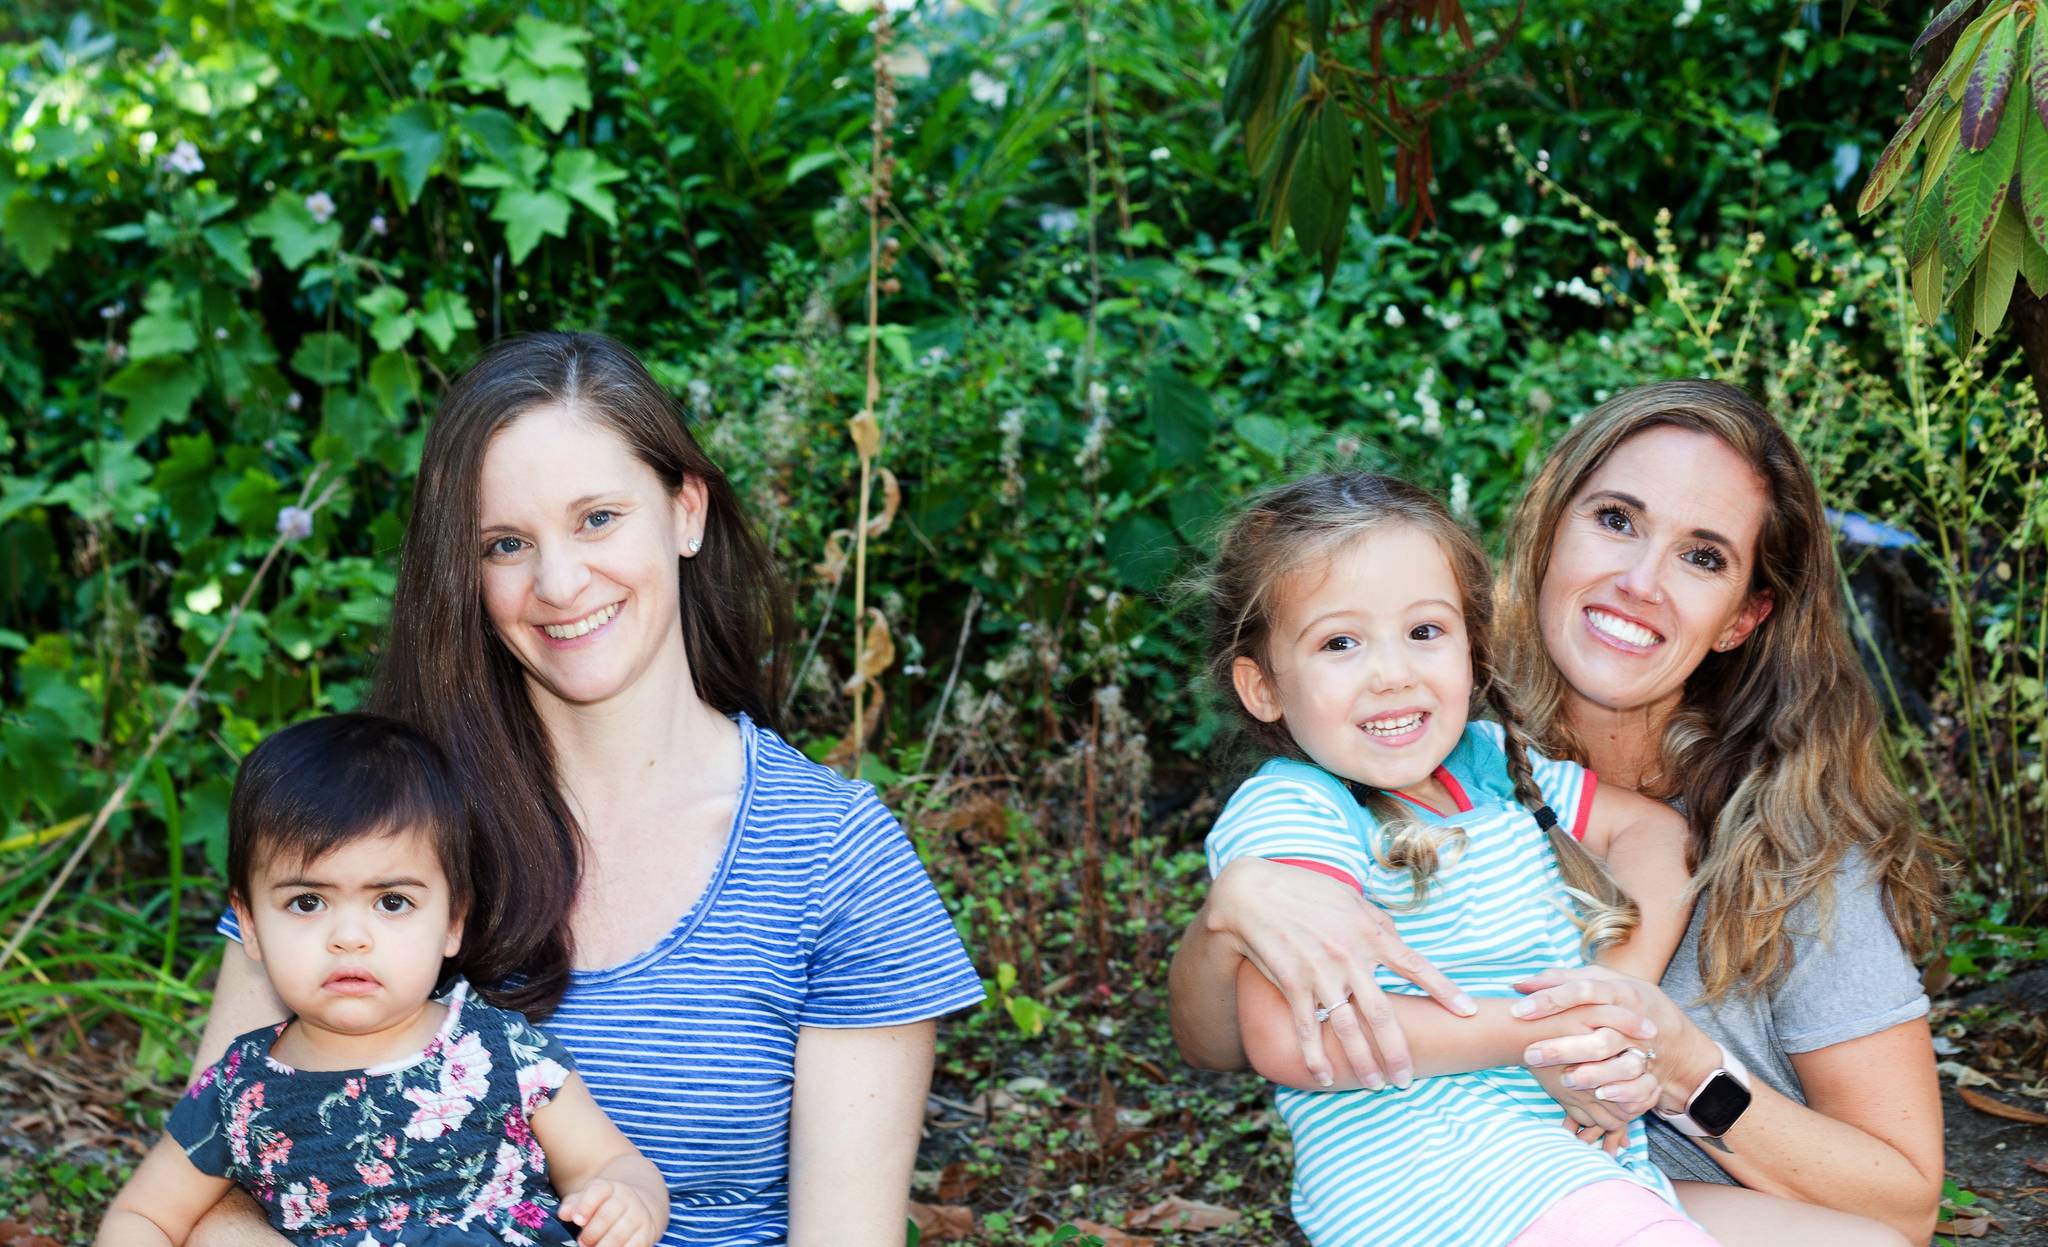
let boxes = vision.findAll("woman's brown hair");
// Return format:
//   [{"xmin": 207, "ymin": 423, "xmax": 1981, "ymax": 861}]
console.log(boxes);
[
  {"xmin": 370, "ymin": 331, "xmax": 792, "ymax": 1018},
  {"xmin": 1204, "ymin": 471, "xmax": 1638, "ymax": 951},
  {"xmin": 1497, "ymin": 379, "xmax": 1946, "ymax": 1000}
]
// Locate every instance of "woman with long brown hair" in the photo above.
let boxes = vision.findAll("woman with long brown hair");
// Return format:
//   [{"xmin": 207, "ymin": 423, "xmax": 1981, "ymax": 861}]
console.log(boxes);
[
  {"xmin": 183, "ymin": 332, "xmax": 984, "ymax": 1247},
  {"xmin": 1169, "ymin": 380, "xmax": 1947, "ymax": 1244}
]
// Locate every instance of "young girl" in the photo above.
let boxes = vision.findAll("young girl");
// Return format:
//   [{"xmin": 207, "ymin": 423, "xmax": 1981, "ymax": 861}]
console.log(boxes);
[
  {"xmin": 98, "ymin": 715, "xmax": 669, "ymax": 1247},
  {"xmin": 1205, "ymin": 473, "xmax": 1715, "ymax": 1246}
]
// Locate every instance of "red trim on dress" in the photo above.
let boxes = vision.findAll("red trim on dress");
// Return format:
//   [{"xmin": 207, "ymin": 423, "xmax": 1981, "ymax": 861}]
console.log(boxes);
[
  {"xmin": 1571, "ymin": 770, "xmax": 1599, "ymax": 842},
  {"xmin": 1391, "ymin": 765, "xmax": 1473, "ymax": 817},
  {"xmin": 1270, "ymin": 858, "xmax": 1362, "ymax": 892}
]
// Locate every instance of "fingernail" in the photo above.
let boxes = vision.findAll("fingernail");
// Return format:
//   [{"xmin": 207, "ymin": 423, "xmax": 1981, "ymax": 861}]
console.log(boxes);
[
  {"xmin": 1641, "ymin": 1021, "xmax": 1658, "ymax": 1036},
  {"xmin": 1364, "ymin": 1072, "xmax": 1387, "ymax": 1090},
  {"xmin": 1509, "ymin": 1000, "xmax": 1533, "ymax": 1017},
  {"xmin": 1559, "ymin": 1073, "xmax": 1577, "ymax": 1090},
  {"xmin": 1454, "ymin": 994, "xmax": 1478, "ymax": 1016},
  {"xmin": 1524, "ymin": 1046, "xmax": 1547, "ymax": 1065},
  {"xmin": 1316, "ymin": 1070, "xmax": 1333, "ymax": 1087},
  {"xmin": 1393, "ymin": 1068, "xmax": 1413, "ymax": 1089},
  {"xmin": 1594, "ymin": 1087, "xmax": 1613, "ymax": 1101}
]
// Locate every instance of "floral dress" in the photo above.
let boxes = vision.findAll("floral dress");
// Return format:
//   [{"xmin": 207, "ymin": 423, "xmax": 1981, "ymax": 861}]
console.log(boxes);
[{"xmin": 169, "ymin": 980, "xmax": 583, "ymax": 1247}]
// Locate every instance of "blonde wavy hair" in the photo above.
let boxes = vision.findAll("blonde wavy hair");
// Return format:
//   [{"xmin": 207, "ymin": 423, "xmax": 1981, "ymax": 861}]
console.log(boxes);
[
  {"xmin": 1497, "ymin": 380, "xmax": 1947, "ymax": 1000},
  {"xmin": 1205, "ymin": 471, "xmax": 1638, "ymax": 952}
]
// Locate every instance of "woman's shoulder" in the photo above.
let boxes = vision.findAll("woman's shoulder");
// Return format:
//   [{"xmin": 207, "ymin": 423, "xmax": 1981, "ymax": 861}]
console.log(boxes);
[{"xmin": 740, "ymin": 716, "xmax": 876, "ymax": 824}]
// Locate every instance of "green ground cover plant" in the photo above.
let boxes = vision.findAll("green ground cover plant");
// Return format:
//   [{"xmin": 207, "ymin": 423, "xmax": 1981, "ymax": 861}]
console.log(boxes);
[{"xmin": 3, "ymin": 0, "xmax": 2045, "ymax": 1240}]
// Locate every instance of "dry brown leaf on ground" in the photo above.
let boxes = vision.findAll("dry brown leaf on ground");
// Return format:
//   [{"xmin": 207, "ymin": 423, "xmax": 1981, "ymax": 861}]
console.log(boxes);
[
  {"xmin": 1126, "ymin": 1196, "xmax": 1244, "ymax": 1232},
  {"xmin": 2025, "ymin": 1155, "xmax": 2048, "ymax": 1176},
  {"xmin": 907, "ymin": 1201, "xmax": 975, "ymax": 1241},
  {"xmin": 934, "ymin": 1161, "xmax": 979, "ymax": 1203},
  {"xmin": 1934, "ymin": 1214, "xmax": 1995, "ymax": 1237},
  {"xmin": 1959, "ymin": 1086, "xmax": 2048, "ymax": 1125},
  {"xmin": 1071, "ymin": 1219, "xmax": 1156, "ymax": 1246}
]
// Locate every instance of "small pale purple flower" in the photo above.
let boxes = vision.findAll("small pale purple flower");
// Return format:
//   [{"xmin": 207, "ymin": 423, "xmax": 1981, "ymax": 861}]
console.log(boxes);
[
  {"xmin": 215, "ymin": 326, "xmax": 229, "ymax": 341},
  {"xmin": 286, "ymin": 391, "xmax": 304, "ymax": 412},
  {"xmin": 100, "ymin": 301, "xmax": 126, "ymax": 320},
  {"xmin": 621, "ymin": 56, "xmax": 641, "ymax": 78},
  {"xmin": 276, "ymin": 507, "xmax": 314, "ymax": 542},
  {"xmin": 369, "ymin": 214, "xmax": 389, "ymax": 236},
  {"xmin": 305, "ymin": 192, "xmax": 336, "ymax": 224},
  {"xmin": 108, "ymin": 341, "xmax": 128, "ymax": 364},
  {"xmin": 163, "ymin": 141, "xmax": 204, "ymax": 176}
]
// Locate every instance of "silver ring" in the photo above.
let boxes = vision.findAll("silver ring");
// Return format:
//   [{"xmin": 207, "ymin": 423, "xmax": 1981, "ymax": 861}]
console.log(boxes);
[
  {"xmin": 1313, "ymin": 995, "xmax": 1352, "ymax": 1024},
  {"xmin": 1622, "ymin": 1045, "xmax": 1657, "ymax": 1070}
]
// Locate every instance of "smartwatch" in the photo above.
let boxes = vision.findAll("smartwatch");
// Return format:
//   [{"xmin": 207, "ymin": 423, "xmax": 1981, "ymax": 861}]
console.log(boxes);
[{"xmin": 1654, "ymin": 1043, "xmax": 1753, "ymax": 1141}]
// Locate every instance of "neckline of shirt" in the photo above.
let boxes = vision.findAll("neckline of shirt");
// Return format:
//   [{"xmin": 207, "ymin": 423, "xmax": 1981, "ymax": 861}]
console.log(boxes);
[{"xmin": 259, "ymin": 977, "xmax": 472, "ymax": 1078}]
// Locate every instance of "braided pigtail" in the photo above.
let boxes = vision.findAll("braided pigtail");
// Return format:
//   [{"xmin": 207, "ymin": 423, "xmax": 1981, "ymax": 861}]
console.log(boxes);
[
  {"xmin": 1363, "ymin": 788, "xmax": 1467, "ymax": 910},
  {"xmin": 1486, "ymin": 668, "xmax": 1639, "ymax": 954}
]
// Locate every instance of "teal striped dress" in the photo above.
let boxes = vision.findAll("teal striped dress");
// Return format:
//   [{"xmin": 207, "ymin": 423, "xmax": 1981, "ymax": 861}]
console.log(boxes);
[{"xmin": 1206, "ymin": 721, "xmax": 1682, "ymax": 1246}]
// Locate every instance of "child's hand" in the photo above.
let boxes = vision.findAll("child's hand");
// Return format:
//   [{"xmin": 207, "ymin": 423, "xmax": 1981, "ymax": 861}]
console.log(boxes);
[
  {"xmin": 1528, "ymin": 1062, "xmax": 1644, "ymax": 1139},
  {"xmin": 557, "ymin": 1178, "xmax": 663, "ymax": 1247}
]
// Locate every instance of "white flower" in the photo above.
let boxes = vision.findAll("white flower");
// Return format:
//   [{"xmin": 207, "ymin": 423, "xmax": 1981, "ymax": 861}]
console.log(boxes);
[
  {"xmin": 369, "ymin": 214, "xmax": 388, "ymax": 236},
  {"xmin": 280, "ymin": 1186, "xmax": 316, "ymax": 1231},
  {"xmin": 968, "ymin": 70, "xmax": 1008, "ymax": 108},
  {"xmin": 1500, "ymin": 214, "xmax": 1524, "ymax": 238},
  {"xmin": 1674, "ymin": 0, "xmax": 1700, "ymax": 26},
  {"xmin": 1449, "ymin": 472, "xmax": 1471, "ymax": 518},
  {"xmin": 1148, "ymin": 146, "xmax": 1170, "ymax": 162},
  {"xmin": 163, "ymin": 140, "xmax": 204, "ymax": 175},
  {"xmin": 1383, "ymin": 305, "xmax": 1405, "ymax": 328},
  {"xmin": 516, "ymin": 1056, "xmax": 569, "ymax": 1112},
  {"xmin": 367, "ymin": 14, "xmax": 391, "ymax": 38},
  {"xmin": 686, "ymin": 378, "xmax": 713, "ymax": 411},
  {"xmin": 276, "ymin": 507, "xmax": 314, "ymax": 542},
  {"xmin": 1242, "ymin": 311, "xmax": 1262, "ymax": 333},
  {"xmin": 100, "ymin": 301, "xmax": 126, "ymax": 320},
  {"xmin": 621, "ymin": 55, "xmax": 641, "ymax": 78},
  {"xmin": 401, "ymin": 1085, "xmax": 475, "ymax": 1140},
  {"xmin": 1038, "ymin": 207, "xmax": 1080, "ymax": 234},
  {"xmin": 768, "ymin": 362, "xmax": 800, "ymax": 384},
  {"xmin": 438, "ymin": 1032, "xmax": 493, "ymax": 1100},
  {"xmin": 286, "ymin": 391, "xmax": 304, "ymax": 412},
  {"xmin": 305, "ymin": 191, "xmax": 336, "ymax": 224},
  {"xmin": 1438, "ymin": 311, "xmax": 1463, "ymax": 331},
  {"xmin": 1843, "ymin": 304, "xmax": 1858, "ymax": 327},
  {"xmin": 920, "ymin": 346, "xmax": 949, "ymax": 367},
  {"xmin": 215, "ymin": 326, "xmax": 229, "ymax": 340}
]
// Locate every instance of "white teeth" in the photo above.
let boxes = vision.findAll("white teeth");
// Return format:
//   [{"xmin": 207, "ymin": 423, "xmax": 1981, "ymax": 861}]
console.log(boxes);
[
  {"xmin": 1588, "ymin": 609, "xmax": 1661, "ymax": 648},
  {"xmin": 1363, "ymin": 712, "xmax": 1425, "ymax": 736},
  {"xmin": 543, "ymin": 603, "xmax": 619, "ymax": 640}
]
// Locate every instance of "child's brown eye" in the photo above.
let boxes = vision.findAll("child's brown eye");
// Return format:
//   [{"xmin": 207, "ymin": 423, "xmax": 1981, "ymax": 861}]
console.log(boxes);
[
  {"xmin": 376, "ymin": 894, "xmax": 414, "ymax": 915},
  {"xmin": 1409, "ymin": 623, "xmax": 1445, "ymax": 641},
  {"xmin": 286, "ymin": 894, "xmax": 324, "ymax": 915}
]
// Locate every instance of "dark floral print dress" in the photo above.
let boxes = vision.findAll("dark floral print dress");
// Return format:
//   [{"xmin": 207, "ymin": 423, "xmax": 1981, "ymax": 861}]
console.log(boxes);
[{"xmin": 169, "ymin": 980, "xmax": 584, "ymax": 1247}]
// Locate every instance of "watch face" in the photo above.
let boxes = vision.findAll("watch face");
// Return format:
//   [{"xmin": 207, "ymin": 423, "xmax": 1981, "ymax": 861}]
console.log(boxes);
[{"xmin": 1691, "ymin": 1072, "xmax": 1753, "ymax": 1136}]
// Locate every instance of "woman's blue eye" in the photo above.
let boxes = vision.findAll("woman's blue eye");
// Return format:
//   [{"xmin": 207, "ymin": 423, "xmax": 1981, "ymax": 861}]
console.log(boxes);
[
  {"xmin": 376, "ymin": 894, "xmax": 414, "ymax": 915},
  {"xmin": 285, "ymin": 894, "xmax": 324, "ymax": 915},
  {"xmin": 585, "ymin": 510, "xmax": 616, "ymax": 530},
  {"xmin": 1597, "ymin": 507, "xmax": 1633, "ymax": 534},
  {"xmin": 1685, "ymin": 547, "xmax": 1728, "ymax": 573},
  {"xmin": 486, "ymin": 535, "xmax": 524, "ymax": 558},
  {"xmin": 1409, "ymin": 623, "xmax": 1445, "ymax": 641}
]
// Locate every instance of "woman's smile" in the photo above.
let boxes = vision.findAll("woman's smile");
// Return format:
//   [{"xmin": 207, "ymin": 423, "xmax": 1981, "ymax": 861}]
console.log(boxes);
[{"xmin": 539, "ymin": 600, "xmax": 625, "ymax": 645}]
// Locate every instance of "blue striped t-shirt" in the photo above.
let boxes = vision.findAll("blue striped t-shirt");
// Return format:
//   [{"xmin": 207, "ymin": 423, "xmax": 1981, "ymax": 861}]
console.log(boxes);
[
  {"xmin": 221, "ymin": 713, "xmax": 985, "ymax": 1245},
  {"xmin": 1206, "ymin": 721, "xmax": 1680, "ymax": 1247}
]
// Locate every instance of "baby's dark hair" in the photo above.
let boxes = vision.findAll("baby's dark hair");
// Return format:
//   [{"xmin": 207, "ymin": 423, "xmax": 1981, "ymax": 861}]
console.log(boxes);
[
  {"xmin": 1201, "ymin": 470, "xmax": 1638, "ymax": 948},
  {"xmin": 227, "ymin": 714, "xmax": 472, "ymax": 925}
]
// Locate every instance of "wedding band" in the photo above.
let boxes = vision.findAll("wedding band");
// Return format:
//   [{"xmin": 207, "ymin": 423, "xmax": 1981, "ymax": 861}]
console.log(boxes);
[
  {"xmin": 1623, "ymin": 1045, "xmax": 1657, "ymax": 1070},
  {"xmin": 1313, "ymin": 995, "xmax": 1353, "ymax": 1024}
]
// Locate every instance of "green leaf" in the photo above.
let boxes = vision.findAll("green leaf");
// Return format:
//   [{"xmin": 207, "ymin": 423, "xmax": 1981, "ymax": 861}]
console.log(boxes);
[
  {"xmin": 459, "ymin": 106, "xmax": 526, "ymax": 168},
  {"xmin": 1104, "ymin": 511, "xmax": 1176, "ymax": 590},
  {"xmin": 459, "ymin": 34, "xmax": 511, "ymax": 86},
  {"xmin": 416, "ymin": 289, "xmax": 477, "ymax": 354},
  {"xmin": 1147, "ymin": 366, "xmax": 1217, "ymax": 468},
  {"xmin": 502, "ymin": 61, "xmax": 591, "ymax": 133},
  {"xmin": 1915, "ymin": 0, "xmax": 1979, "ymax": 56},
  {"xmin": 1922, "ymin": 107, "xmax": 1965, "ymax": 194},
  {"xmin": 1287, "ymin": 121, "xmax": 1336, "ymax": 259},
  {"xmin": 2022, "ymin": 235, "xmax": 2048, "ymax": 296},
  {"xmin": 1941, "ymin": 92, "xmax": 2023, "ymax": 274},
  {"xmin": 1959, "ymin": 10, "xmax": 2019, "ymax": 150},
  {"xmin": 513, "ymin": 15, "xmax": 592, "ymax": 72},
  {"xmin": 291, "ymin": 332, "xmax": 358, "ymax": 386},
  {"xmin": 107, "ymin": 360, "xmax": 204, "ymax": 441},
  {"xmin": 2, "ymin": 193, "xmax": 72, "ymax": 275},
  {"xmin": 152, "ymin": 433, "xmax": 219, "ymax": 538},
  {"xmin": 2032, "ymin": 5, "xmax": 2048, "ymax": 128},
  {"xmin": 245, "ymin": 192, "xmax": 341, "ymax": 270},
  {"xmin": 375, "ymin": 102, "xmax": 445, "ymax": 205},
  {"xmin": 1906, "ymin": 169, "xmax": 1948, "ymax": 263},
  {"xmin": 202, "ymin": 223, "xmax": 255, "ymax": 279},
  {"xmin": 357, "ymin": 286, "xmax": 416, "ymax": 353},
  {"xmin": 785, "ymin": 149, "xmax": 839, "ymax": 187},
  {"xmin": 128, "ymin": 281, "xmax": 198, "ymax": 362},
  {"xmin": 1975, "ymin": 201, "xmax": 2024, "ymax": 332},
  {"xmin": 1237, "ymin": 413, "xmax": 1291, "ymax": 467},
  {"xmin": 2019, "ymin": 100, "xmax": 2048, "ymax": 251},
  {"xmin": 551, "ymin": 148, "xmax": 627, "ymax": 226},
  {"xmin": 490, "ymin": 187, "xmax": 571, "ymax": 262}
]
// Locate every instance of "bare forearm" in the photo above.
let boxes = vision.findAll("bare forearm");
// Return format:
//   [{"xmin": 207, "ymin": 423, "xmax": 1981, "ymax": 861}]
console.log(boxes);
[
  {"xmin": 1682, "ymin": 1084, "xmax": 1940, "ymax": 1242},
  {"xmin": 95, "ymin": 1209, "xmax": 177, "ymax": 1247},
  {"xmin": 595, "ymin": 1153, "xmax": 668, "ymax": 1219},
  {"xmin": 1167, "ymin": 910, "xmax": 1251, "ymax": 1071},
  {"xmin": 186, "ymin": 1188, "xmax": 286, "ymax": 1247}
]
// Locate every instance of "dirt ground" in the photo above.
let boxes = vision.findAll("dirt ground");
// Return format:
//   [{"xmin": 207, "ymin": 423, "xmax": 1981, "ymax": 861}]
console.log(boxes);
[{"xmin": 3, "ymin": 972, "xmax": 2044, "ymax": 1246}]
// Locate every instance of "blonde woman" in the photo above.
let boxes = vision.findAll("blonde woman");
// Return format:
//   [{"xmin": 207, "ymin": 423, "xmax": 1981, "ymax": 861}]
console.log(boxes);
[{"xmin": 1169, "ymin": 381, "xmax": 1947, "ymax": 1244}]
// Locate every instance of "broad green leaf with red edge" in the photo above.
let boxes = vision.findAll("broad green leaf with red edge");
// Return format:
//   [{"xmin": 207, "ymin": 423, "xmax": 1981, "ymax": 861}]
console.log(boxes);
[
  {"xmin": 1915, "ymin": 0, "xmax": 1981, "ymax": 57},
  {"xmin": 1960, "ymin": 11, "xmax": 2018, "ymax": 150},
  {"xmin": 1859, "ymin": 25, "xmax": 1978, "ymax": 216},
  {"xmin": 1945, "ymin": 5, "xmax": 2019, "ymax": 105},
  {"xmin": 1907, "ymin": 168, "xmax": 1949, "ymax": 262},
  {"xmin": 1923, "ymin": 107, "xmax": 1966, "ymax": 194},
  {"xmin": 2018, "ymin": 97, "xmax": 2048, "ymax": 250},
  {"xmin": 1941, "ymin": 91, "xmax": 2023, "ymax": 274},
  {"xmin": 2032, "ymin": 4, "xmax": 2048, "ymax": 127},
  {"xmin": 2022, "ymin": 232, "xmax": 2048, "ymax": 295}
]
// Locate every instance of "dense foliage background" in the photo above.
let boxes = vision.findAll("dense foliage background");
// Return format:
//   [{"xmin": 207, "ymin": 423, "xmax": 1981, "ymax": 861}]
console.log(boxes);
[{"xmin": 3, "ymin": 0, "xmax": 2045, "ymax": 1241}]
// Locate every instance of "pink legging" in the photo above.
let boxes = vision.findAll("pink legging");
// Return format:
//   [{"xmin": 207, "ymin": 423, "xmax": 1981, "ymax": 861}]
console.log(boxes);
[{"xmin": 1509, "ymin": 1180, "xmax": 1721, "ymax": 1246}]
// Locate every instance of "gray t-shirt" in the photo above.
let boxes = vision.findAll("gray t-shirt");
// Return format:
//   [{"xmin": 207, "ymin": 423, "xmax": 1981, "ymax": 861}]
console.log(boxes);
[{"xmin": 1648, "ymin": 846, "xmax": 1929, "ymax": 1184}]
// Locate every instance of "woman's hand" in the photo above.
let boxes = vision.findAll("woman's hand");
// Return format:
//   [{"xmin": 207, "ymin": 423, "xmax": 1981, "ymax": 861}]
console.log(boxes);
[
  {"xmin": 1512, "ymin": 965, "xmax": 1717, "ymax": 1115},
  {"xmin": 1201, "ymin": 857, "xmax": 1475, "ymax": 1088}
]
